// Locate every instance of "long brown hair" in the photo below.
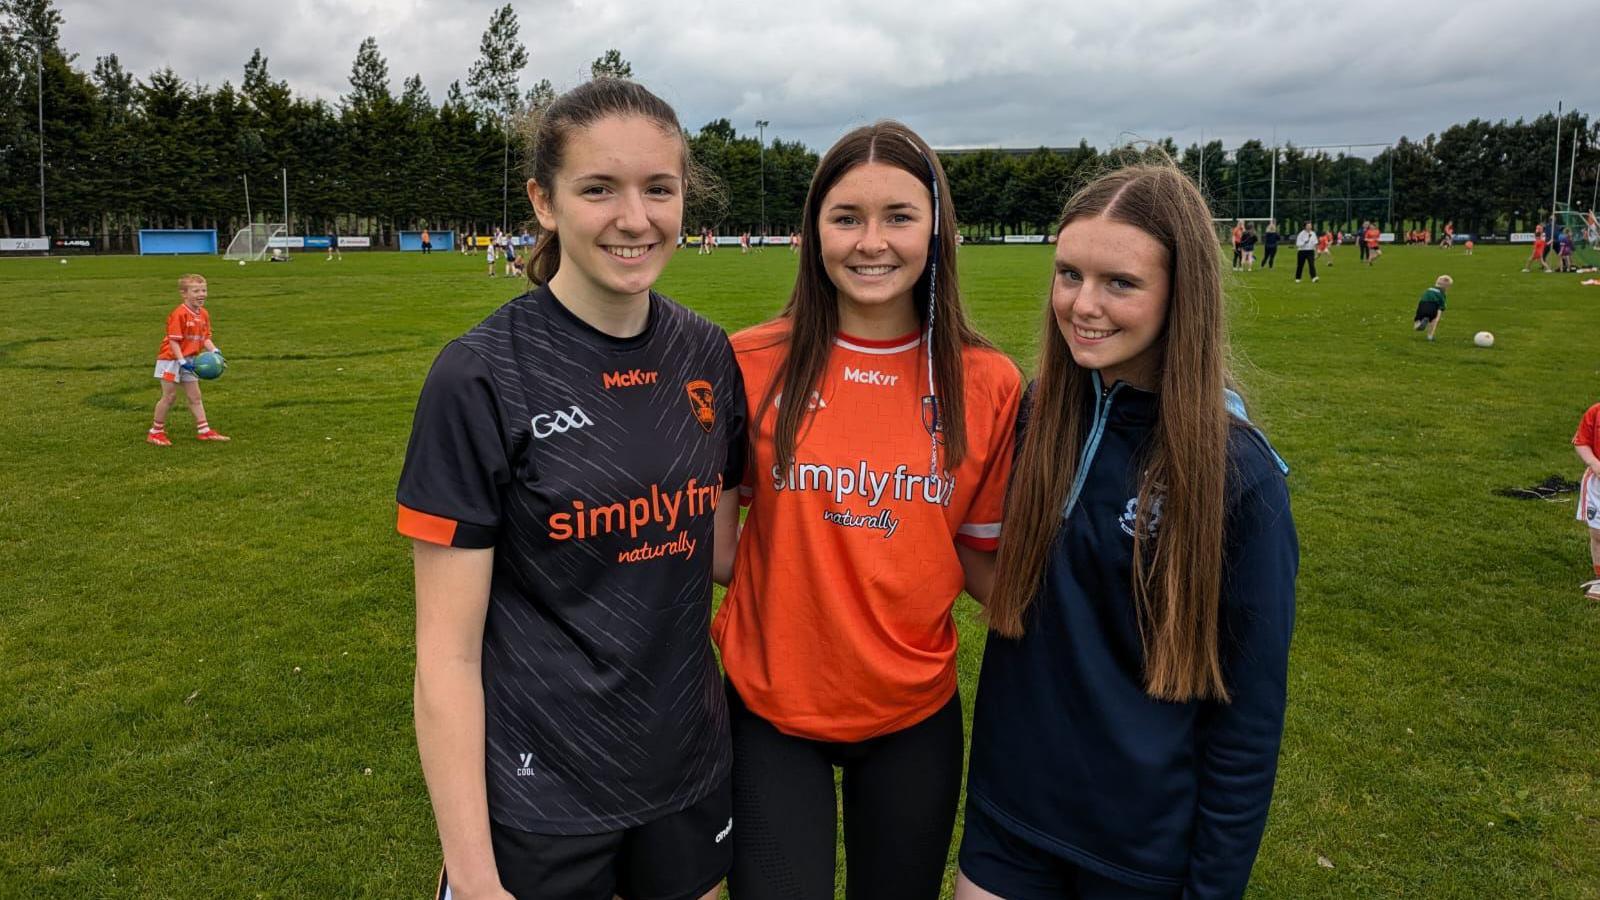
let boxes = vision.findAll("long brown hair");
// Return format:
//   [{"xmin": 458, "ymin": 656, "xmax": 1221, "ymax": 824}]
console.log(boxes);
[
  {"xmin": 519, "ymin": 79, "xmax": 710, "ymax": 286},
  {"xmin": 987, "ymin": 162, "xmax": 1233, "ymax": 703},
  {"xmin": 756, "ymin": 121, "xmax": 991, "ymax": 473}
]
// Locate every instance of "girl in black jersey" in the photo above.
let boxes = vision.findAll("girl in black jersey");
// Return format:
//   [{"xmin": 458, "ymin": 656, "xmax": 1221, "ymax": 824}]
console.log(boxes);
[{"xmin": 399, "ymin": 79, "xmax": 746, "ymax": 900}]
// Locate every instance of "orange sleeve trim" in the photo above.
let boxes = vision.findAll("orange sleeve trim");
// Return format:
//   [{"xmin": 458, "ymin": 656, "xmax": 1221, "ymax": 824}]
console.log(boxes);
[{"xmin": 397, "ymin": 504, "xmax": 459, "ymax": 546}]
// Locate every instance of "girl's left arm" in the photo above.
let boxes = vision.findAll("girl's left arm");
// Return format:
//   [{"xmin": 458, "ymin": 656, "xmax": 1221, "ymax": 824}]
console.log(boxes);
[
  {"xmin": 955, "ymin": 545, "xmax": 996, "ymax": 605},
  {"xmin": 953, "ymin": 363, "xmax": 1025, "ymax": 605},
  {"xmin": 1186, "ymin": 470, "xmax": 1299, "ymax": 899},
  {"xmin": 712, "ymin": 498, "xmax": 741, "ymax": 587}
]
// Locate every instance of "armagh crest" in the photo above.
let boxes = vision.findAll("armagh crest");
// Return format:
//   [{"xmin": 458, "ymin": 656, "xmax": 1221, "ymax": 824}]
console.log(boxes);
[{"xmin": 685, "ymin": 380, "xmax": 716, "ymax": 432}]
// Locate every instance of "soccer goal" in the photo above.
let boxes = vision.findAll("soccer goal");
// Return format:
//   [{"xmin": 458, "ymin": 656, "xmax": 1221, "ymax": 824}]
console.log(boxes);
[
  {"xmin": 224, "ymin": 223, "xmax": 287, "ymax": 261},
  {"xmin": 1554, "ymin": 207, "xmax": 1600, "ymax": 268}
]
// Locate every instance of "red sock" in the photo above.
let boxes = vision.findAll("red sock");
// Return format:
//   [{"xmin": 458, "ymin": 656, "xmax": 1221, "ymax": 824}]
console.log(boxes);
[{"xmin": 1592, "ymin": 564, "xmax": 1599, "ymax": 578}]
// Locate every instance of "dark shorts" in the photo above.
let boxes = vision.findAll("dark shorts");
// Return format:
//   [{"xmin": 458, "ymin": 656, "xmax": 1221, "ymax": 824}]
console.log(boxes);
[
  {"xmin": 1414, "ymin": 300, "xmax": 1442, "ymax": 323},
  {"xmin": 438, "ymin": 780, "xmax": 732, "ymax": 900},
  {"xmin": 958, "ymin": 800, "xmax": 1180, "ymax": 900}
]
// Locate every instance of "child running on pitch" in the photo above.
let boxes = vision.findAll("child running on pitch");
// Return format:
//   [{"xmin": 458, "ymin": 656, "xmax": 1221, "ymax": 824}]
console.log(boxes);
[
  {"xmin": 147, "ymin": 274, "xmax": 228, "ymax": 445},
  {"xmin": 1412, "ymin": 275, "xmax": 1451, "ymax": 341},
  {"xmin": 1574, "ymin": 401, "xmax": 1600, "ymax": 600},
  {"xmin": 1524, "ymin": 225, "xmax": 1551, "ymax": 272}
]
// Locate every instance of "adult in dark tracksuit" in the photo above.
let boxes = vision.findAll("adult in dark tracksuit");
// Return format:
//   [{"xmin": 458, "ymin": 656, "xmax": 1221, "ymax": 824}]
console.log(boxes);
[
  {"xmin": 1261, "ymin": 221, "xmax": 1280, "ymax": 268},
  {"xmin": 954, "ymin": 163, "xmax": 1298, "ymax": 900},
  {"xmin": 1356, "ymin": 220, "xmax": 1370, "ymax": 262},
  {"xmin": 1294, "ymin": 221, "xmax": 1319, "ymax": 283}
]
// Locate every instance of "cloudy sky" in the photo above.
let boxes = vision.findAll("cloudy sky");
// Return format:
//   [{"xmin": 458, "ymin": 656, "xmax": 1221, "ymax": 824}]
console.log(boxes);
[{"xmin": 57, "ymin": 0, "xmax": 1592, "ymax": 154}]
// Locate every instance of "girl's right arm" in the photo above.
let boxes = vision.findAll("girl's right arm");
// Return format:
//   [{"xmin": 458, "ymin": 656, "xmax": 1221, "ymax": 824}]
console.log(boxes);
[
  {"xmin": 413, "ymin": 540, "xmax": 514, "ymax": 900},
  {"xmin": 1577, "ymin": 444, "xmax": 1600, "ymax": 476}
]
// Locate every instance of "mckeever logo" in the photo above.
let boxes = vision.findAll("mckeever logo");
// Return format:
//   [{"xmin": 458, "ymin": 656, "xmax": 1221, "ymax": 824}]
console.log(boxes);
[
  {"xmin": 843, "ymin": 366, "xmax": 898, "ymax": 387},
  {"xmin": 530, "ymin": 405, "xmax": 594, "ymax": 439},
  {"xmin": 602, "ymin": 368, "xmax": 658, "ymax": 389},
  {"xmin": 516, "ymin": 753, "xmax": 535, "ymax": 777}
]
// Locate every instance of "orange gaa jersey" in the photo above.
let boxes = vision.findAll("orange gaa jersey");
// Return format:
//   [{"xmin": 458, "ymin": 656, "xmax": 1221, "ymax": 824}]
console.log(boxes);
[
  {"xmin": 714, "ymin": 321, "xmax": 1022, "ymax": 742},
  {"xmin": 1574, "ymin": 403, "xmax": 1600, "ymax": 454},
  {"xmin": 157, "ymin": 304, "xmax": 211, "ymax": 360}
]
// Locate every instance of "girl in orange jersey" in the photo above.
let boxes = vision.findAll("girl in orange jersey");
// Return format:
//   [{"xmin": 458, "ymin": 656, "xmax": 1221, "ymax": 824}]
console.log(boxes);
[{"xmin": 713, "ymin": 121, "xmax": 1022, "ymax": 899}]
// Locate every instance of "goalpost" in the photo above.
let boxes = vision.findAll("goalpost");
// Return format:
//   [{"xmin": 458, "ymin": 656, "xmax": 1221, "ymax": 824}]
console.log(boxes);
[
  {"xmin": 1553, "ymin": 206, "xmax": 1600, "ymax": 268},
  {"xmin": 224, "ymin": 223, "xmax": 286, "ymax": 261}
]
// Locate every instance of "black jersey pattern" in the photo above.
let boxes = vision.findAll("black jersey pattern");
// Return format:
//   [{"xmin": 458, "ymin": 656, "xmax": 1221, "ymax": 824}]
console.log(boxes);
[{"xmin": 397, "ymin": 286, "xmax": 747, "ymax": 835}]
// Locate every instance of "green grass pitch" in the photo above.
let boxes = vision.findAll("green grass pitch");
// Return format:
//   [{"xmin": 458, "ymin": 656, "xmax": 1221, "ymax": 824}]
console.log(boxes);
[{"xmin": 2, "ymin": 243, "xmax": 1597, "ymax": 897}]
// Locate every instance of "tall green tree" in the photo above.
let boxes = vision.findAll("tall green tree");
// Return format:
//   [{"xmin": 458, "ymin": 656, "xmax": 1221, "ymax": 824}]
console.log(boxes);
[
  {"xmin": 467, "ymin": 3, "xmax": 527, "ymax": 231},
  {"xmin": 590, "ymin": 49, "xmax": 632, "ymax": 80}
]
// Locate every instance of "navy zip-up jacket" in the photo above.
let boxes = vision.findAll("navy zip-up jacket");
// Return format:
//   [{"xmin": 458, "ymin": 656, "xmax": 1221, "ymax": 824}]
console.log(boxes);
[{"xmin": 967, "ymin": 374, "xmax": 1297, "ymax": 898}]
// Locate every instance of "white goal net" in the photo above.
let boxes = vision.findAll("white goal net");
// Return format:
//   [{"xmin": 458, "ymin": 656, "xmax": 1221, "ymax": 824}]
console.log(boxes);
[{"xmin": 224, "ymin": 223, "xmax": 286, "ymax": 261}]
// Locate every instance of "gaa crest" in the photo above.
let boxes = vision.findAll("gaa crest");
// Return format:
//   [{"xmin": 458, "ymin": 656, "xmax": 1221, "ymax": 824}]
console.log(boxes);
[{"xmin": 685, "ymin": 379, "xmax": 715, "ymax": 433}]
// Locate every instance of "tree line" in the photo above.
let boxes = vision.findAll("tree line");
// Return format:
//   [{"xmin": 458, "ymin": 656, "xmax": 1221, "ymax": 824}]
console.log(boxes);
[{"xmin": 1, "ymin": 0, "xmax": 1595, "ymax": 249}]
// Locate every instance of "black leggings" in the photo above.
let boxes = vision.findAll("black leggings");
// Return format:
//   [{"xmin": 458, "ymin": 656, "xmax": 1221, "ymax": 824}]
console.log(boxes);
[
  {"xmin": 726, "ymin": 682, "xmax": 963, "ymax": 900},
  {"xmin": 1295, "ymin": 249, "xmax": 1317, "ymax": 280},
  {"xmin": 1262, "ymin": 244, "xmax": 1277, "ymax": 267}
]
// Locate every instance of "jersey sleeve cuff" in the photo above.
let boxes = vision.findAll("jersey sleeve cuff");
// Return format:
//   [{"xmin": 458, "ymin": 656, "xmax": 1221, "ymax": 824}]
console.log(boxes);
[
  {"xmin": 955, "ymin": 522, "xmax": 1001, "ymax": 552},
  {"xmin": 397, "ymin": 504, "xmax": 496, "ymax": 548}
]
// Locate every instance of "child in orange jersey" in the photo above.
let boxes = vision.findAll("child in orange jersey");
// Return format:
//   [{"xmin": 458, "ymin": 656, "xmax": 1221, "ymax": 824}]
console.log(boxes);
[
  {"xmin": 1363, "ymin": 223, "xmax": 1382, "ymax": 264},
  {"xmin": 715, "ymin": 121, "xmax": 1022, "ymax": 900},
  {"xmin": 1524, "ymin": 225, "xmax": 1550, "ymax": 272},
  {"xmin": 1575, "ymin": 401, "xmax": 1600, "ymax": 600},
  {"xmin": 147, "ymin": 274, "xmax": 228, "ymax": 445},
  {"xmin": 1316, "ymin": 229, "xmax": 1334, "ymax": 267}
]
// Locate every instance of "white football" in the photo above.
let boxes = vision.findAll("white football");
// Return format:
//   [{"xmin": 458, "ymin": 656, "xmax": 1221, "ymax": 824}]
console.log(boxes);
[
  {"xmin": 238, "ymin": 260, "xmax": 246, "ymax": 266},
  {"xmin": 59, "ymin": 258, "xmax": 66, "ymax": 264},
  {"xmin": 1474, "ymin": 331, "xmax": 1494, "ymax": 348}
]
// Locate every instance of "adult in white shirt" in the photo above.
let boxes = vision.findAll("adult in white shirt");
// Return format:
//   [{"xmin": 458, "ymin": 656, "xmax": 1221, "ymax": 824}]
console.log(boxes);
[{"xmin": 1294, "ymin": 222, "xmax": 1319, "ymax": 283}]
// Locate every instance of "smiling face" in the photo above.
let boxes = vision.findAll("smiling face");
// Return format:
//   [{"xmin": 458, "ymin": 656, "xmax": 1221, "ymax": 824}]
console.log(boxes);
[
  {"xmin": 1050, "ymin": 215, "xmax": 1172, "ymax": 390},
  {"xmin": 180, "ymin": 278, "xmax": 207, "ymax": 309},
  {"xmin": 529, "ymin": 114, "xmax": 684, "ymax": 307},
  {"xmin": 816, "ymin": 161, "xmax": 932, "ymax": 335}
]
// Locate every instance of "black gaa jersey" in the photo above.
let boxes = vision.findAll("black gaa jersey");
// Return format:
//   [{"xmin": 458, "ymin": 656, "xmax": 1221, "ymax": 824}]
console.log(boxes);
[{"xmin": 397, "ymin": 285, "xmax": 746, "ymax": 835}]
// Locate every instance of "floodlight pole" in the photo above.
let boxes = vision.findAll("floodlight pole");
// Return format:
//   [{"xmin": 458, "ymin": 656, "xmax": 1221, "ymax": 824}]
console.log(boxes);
[
  {"xmin": 1309, "ymin": 155, "xmax": 1316, "ymax": 224},
  {"xmin": 756, "ymin": 119, "xmax": 769, "ymax": 243},
  {"xmin": 1268, "ymin": 128, "xmax": 1277, "ymax": 225},
  {"xmin": 282, "ymin": 167, "xmax": 290, "ymax": 256},
  {"xmin": 31, "ymin": 30, "xmax": 45, "ymax": 244},
  {"xmin": 1553, "ymin": 101, "xmax": 1562, "ymax": 228},
  {"xmin": 1386, "ymin": 151, "xmax": 1394, "ymax": 230},
  {"xmin": 1567, "ymin": 127, "xmax": 1578, "ymax": 211}
]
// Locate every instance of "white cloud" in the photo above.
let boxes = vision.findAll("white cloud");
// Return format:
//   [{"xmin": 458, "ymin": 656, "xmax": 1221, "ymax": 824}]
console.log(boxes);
[{"xmin": 57, "ymin": 0, "xmax": 1589, "ymax": 153}]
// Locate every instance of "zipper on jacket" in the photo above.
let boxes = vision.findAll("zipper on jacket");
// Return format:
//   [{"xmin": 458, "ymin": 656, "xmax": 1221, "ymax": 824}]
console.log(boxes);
[{"xmin": 1063, "ymin": 371, "xmax": 1123, "ymax": 519}]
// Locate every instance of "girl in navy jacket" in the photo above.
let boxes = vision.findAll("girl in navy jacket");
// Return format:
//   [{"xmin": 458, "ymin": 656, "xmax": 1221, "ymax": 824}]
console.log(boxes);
[{"xmin": 957, "ymin": 164, "xmax": 1298, "ymax": 900}]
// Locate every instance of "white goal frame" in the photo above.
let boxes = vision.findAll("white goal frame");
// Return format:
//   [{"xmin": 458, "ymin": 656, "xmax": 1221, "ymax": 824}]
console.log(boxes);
[{"xmin": 224, "ymin": 223, "xmax": 287, "ymax": 261}]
